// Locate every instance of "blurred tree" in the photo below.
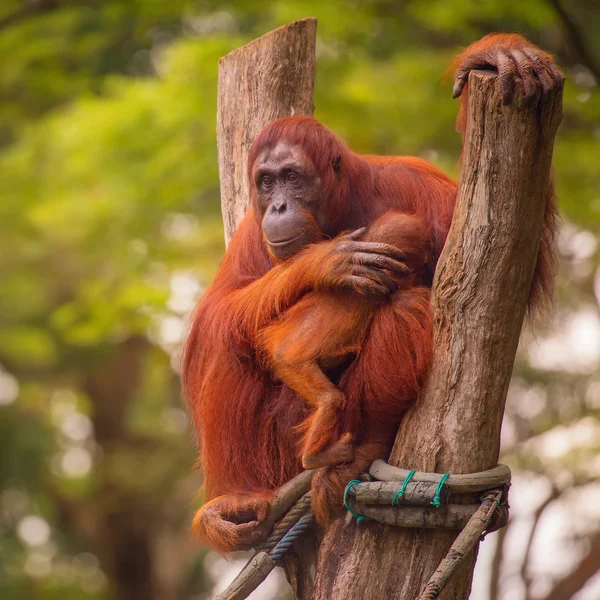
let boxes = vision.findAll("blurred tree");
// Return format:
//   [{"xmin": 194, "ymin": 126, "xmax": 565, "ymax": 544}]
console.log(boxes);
[{"xmin": 0, "ymin": 1, "xmax": 598, "ymax": 599}]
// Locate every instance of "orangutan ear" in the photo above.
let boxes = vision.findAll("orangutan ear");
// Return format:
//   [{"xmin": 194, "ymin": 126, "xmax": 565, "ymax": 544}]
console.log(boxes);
[{"xmin": 331, "ymin": 154, "xmax": 341, "ymax": 172}]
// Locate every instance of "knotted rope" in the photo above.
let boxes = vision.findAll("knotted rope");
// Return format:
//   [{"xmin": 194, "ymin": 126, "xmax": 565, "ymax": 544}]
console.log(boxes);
[{"xmin": 213, "ymin": 462, "xmax": 511, "ymax": 600}]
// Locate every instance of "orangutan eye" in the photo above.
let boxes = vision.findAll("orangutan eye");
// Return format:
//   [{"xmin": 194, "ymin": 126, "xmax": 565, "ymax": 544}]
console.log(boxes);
[
  {"xmin": 287, "ymin": 172, "xmax": 298, "ymax": 182},
  {"xmin": 261, "ymin": 175, "xmax": 273, "ymax": 188}
]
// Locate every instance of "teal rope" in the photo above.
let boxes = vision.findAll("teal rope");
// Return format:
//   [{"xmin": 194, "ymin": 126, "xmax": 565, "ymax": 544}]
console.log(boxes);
[
  {"xmin": 392, "ymin": 469, "xmax": 417, "ymax": 506},
  {"xmin": 345, "ymin": 471, "xmax": 451, "ymax": 521},
  {"xmin": 431, "ymin": 473, "xmax": 451, "ymax": 508},
  {"xmin": 344, "ymin": 479, "xmax": 369, "ymax": 524}
]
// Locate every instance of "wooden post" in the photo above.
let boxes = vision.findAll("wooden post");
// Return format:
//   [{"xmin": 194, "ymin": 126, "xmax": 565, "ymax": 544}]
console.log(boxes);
[
  {"xmin": 217, "ymin": 18, "xmax": 316, "ymax": 245},
  {"xmin": 309, "ymin": 71, "xmax": 563, "ymax": 599},
  {"xmin": 215, "ymin": 19, "xmax": 320, "ymax": 598}
]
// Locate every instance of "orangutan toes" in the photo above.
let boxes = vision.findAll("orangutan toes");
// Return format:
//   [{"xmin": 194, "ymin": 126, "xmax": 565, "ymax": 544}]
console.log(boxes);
[
  {"xmin": 192, "ymin": 495, "xmax": 271, "ymax": 553},
  {"xmin": 302, "ymin": 432, "xmax": 354, "ymax": 469}
]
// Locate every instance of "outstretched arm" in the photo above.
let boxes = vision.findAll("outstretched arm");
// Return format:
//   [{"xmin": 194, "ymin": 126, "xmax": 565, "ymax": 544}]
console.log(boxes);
[{"xmin": 451, "ymin": 33, "xmax": 564, "ymax": 136}]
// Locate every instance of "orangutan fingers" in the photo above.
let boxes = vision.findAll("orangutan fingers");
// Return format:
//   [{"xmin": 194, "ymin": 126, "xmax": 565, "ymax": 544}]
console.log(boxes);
[
  {"xmin": 452, "ymin": 77, "xmax": 467, "ymax": 100},
  {"xmin": 302, "ymin": 433, "xmax": 354, "ymax": 469},
  {"xmin": 353, "ymin": 265, "xmax": 396, "ymax": 293},
  {"xmin": 521, "ymin": 48, "xmax": 554, "ymax": 94},
  {"xmin": 496, "ymin": 51, "xmax": 518, "ymax": 105},
  {"xmin": 346, "ymin": 275, "xmax": 389, "ymax": 297},
  {"xmin": 510, "ymin": 49, "xmax": 538, "ymax": 100},
  {"xmin": 546, "ymin": 60, "xmax": 566, "ymax": 86},
  {"xmin": 352, "ymin": 252, "xmax": 409, "ymax": 277},
  {"xmin": 345, "ymin": 240, "xmax": 407, "ymax": 262},
  {"xmin": 235, "ymin": 521, "xmax": 264, "ymax": 546},
  {"xmin": 453, "ymin": 52, "xmax": 489, "ymax": 99},
  {"xmin": 193, "ymin": 502, "xmax": 265, "ymax": 552}
]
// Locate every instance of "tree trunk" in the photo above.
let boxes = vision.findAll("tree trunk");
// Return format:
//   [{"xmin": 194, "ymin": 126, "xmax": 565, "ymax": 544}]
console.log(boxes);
[
  {"xmin": 215, "ymin": 21, "xmax": 563, "ymax": 600},
  {"xmin": 307, "ymin": 71, "xmax": 563, "ymax": 599},
  {"xmin": 217, "ymin": 18, "xmax": 316, "ymax": 245}
]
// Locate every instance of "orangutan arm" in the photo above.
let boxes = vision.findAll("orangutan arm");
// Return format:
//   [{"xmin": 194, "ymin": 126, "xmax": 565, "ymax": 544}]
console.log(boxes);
[{"xmin": 224, "ymin": 228, "xmax": 408, "ymax": 339}]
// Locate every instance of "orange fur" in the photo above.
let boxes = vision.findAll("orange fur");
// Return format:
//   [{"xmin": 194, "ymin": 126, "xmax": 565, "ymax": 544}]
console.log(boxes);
[
  {"xmin": 192, "ymin": 493, "xmax": 271, "ymax": 553},
  {"xmin": 183, "ymin": 34, "xmax": 559, "ymax": 550},
  {"xmin": 258, "ymin": 212, "xmax": 430, "ymax": 473}
]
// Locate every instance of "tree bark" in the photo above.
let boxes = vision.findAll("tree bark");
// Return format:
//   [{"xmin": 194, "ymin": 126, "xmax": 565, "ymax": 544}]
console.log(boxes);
[
  {"xmin": 217, "ymin": 18, "xmax": 316, "ymax": 245},
  {"xmin": 308, "ymin": 70, "xmax": 562, "ymax": 599}
]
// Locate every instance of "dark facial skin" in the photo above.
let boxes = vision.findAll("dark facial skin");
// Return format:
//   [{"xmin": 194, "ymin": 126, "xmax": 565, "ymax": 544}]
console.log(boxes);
[{"xmin": 254, "ymin": 142, "xmax": 324, "ymax": 260}]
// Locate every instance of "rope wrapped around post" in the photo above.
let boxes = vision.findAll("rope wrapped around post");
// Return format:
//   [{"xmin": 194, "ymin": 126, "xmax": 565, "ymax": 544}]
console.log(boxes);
[
  {"xmin": 212, "ymin": 462, "xmax": 511, "ymax": 600},
  {"xmin": 342, "ymin": 461, "xmax": 510, "ymax": 528}
]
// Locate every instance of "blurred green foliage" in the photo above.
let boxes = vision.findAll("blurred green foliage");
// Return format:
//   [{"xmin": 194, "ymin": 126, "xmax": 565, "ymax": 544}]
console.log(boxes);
[{"xmin": 0, "ymin": 1, "xmax": 598, "ymax": 599}]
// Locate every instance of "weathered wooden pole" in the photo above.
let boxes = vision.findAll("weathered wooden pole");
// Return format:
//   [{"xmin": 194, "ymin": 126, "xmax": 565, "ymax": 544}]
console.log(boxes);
[
  {"xmin": 215, "ymin": 20, "xmax": 563, "ymax": 600},
  {"xmin": 217, "ymin": 18, "xmax": 316, "ymax": 245},
  {"xmin": 309, "ymin": 71, "xmax": 563, "ymax": 599},
  {"xmin": 215, "ymin": 18, "xmax": 320, "ymax": 598}
]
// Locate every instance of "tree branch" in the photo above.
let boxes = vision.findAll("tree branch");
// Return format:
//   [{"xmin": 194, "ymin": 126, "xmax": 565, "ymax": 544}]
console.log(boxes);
[
  {"xmin": 522, "ymin": 487, "xmax": 560, "ymax": 600},
  {"xmin": 488, "ymin": 521, "xmax": 509, "ymax": 600},
  {"xmin": 542, "ymin": 531, "xmax": 600, "ymax": 600}
]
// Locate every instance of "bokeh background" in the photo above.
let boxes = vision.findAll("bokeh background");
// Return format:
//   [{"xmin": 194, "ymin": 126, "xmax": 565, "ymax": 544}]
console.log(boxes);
[{"xmin": 1, "ymin": 1, "xmax": 599, "ymax": 599}]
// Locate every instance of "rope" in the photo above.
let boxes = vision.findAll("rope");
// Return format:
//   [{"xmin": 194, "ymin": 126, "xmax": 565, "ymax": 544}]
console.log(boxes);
[
  {"xmin": 392, "ymin": 469, "xmax": 417, "ymax": 505},
  {"xmin": 269, "ymin": 512, "xmax": 315, "ymax": 561},
  {"xmin": 213, "ymin": 498, "xmax": 314, "ymax": 600},
  {"xmin": 343, "ymin": 479, "xmax": 369, "ymax": 523},
  {"xmin": 347, "ymin": 470, "xmax": 450, "ymax": 515},
  {"xmin": 258, "ymin": 492, "xmax": 312, "ymax": 552},
  {"xmin": 430, "ymin": 473, "xmax": 450, "ymax": 508},
  {"xmin": 417, "ymin": 490, "xmax": 504, "ymax": 600}
]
